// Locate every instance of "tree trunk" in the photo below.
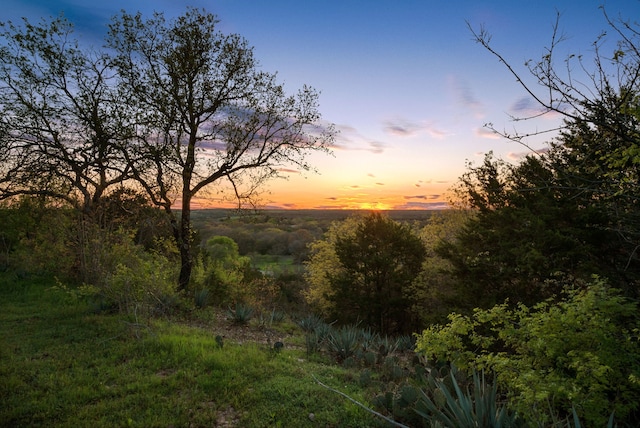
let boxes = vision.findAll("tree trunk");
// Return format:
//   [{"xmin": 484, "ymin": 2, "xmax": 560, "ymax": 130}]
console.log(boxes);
[{"xmin": 177, "ymin": 194, "xmax": 192, "ymax": 292}]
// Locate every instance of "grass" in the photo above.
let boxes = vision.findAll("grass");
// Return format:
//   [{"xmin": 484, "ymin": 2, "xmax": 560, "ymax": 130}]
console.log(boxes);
[
  {"xmin": 250, "ymin": 254, "xmax": 302, "ymax": 275},
  {"xmin": 0, "ymin": 273, "xmax": 384, "ymax": 427}
]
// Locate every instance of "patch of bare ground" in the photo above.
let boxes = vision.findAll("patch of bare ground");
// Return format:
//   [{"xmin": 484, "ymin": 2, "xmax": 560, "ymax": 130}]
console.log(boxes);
[
  {"xmin": 213, "ymin": 405, "xmax": 240, "ymax": 427},
  {"xmin": 186, "ymin": 308, "xmax": 301, "ymax": 350}
]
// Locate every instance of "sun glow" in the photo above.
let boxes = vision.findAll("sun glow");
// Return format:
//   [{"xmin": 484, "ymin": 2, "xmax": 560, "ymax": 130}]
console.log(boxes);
[{"xmin": 358, "ymin": 202, "xmax": 392, "ymax": 211}]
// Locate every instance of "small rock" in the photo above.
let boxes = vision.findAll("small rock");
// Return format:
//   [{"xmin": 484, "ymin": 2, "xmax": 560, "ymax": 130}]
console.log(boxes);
[{"xmin": 308, "ymin": 413, "xmax": 315, "ymax": 421}]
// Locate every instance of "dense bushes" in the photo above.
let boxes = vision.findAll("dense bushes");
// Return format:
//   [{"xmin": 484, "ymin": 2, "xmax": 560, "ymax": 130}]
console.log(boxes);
[{"xmin": 415, "ymin": 278, "xmax": 640, "ymax": 426}]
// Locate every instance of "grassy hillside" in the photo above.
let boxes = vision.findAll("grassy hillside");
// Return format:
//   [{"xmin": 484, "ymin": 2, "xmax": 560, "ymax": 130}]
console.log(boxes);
[{"xmin": 0, "ymin": 273, "xmax": 387, "ymax": 427}]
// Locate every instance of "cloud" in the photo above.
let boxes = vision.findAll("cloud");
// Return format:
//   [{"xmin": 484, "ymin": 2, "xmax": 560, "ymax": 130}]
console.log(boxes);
[
  {"xmin": 333, "ymin": 124, "xmax": 386, "ymax": 154},
  {"xmin": 394, "ymin": 201, "xmax": 450, "ymax": 210},
  {"xmin": 507, "ymin": 147, "xmax": 549, "ymax": 160},
  {"xmin": 369, "ymin": 141, "xmax": 385, "ymax": 154},
  {"xmin": 383, "ymin": 118, "xmax": 449, "ymax": 139},
  {"xmin": 375, "ymin": 182, "xmax": 384, "ymax": 186},
  {"xmin": 509, "ymin": 96, "xmax": 542, "ymax": 116},
  {"xmin": 475, "ymin": 127, "xmax": 500, "ymax": 139},
  {"xmin": 384, "ymin": 119, "xmax": 422, "ymax": 137},
  {"xmin": 277, "ymin": 168, "xmax": 300, "ymax": 174},
  {"xmin": 450, "ymin": 76, "xmax": 485, "ymax": 119},
  {"xmin": 404, "ymin": 194, "xmax": 441, "ymax": 200}
]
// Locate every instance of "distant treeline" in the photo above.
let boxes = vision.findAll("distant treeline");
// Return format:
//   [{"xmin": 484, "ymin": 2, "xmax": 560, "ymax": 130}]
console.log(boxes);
[{"xmin": 189, "ymin": 209, "xmax": 438, "ymax": 261}]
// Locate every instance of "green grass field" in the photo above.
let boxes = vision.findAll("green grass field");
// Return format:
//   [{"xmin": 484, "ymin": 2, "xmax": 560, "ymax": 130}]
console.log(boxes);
[{"xmin": 0, "ymin": 273, "xmax": 384, "ymax": 427}]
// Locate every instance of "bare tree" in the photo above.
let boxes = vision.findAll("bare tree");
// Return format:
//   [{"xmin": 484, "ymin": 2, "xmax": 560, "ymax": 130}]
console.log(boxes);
[
  {"xmin": 469, "ymin": 8, "xmax": 640, "ymax": 150},
  {"xmin": 107, "ymin": 9, "xmax": 335, "ymax": 290},
  {"xmin": 0, "ymin": 16, "xmax": 132, "ymax": 214}
]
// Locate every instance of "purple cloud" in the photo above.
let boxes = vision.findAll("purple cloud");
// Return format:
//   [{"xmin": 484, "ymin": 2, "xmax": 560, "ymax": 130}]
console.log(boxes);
[
  {"xmin": 394, "ymin": 201, "xmax": 450, "ymax": 210},
  {"xmin": 384, "ymin": 119, "xmax": 422, "ymax": 137},
  {"xmin": 333, "ymin": 124, "xmax": 385, "ymax": 154},
  {"xmin": 475, "ymin": 127, "xmax": 500, "ymax": 139},
  {"xmin": 450, "ymin": 76, "xmax": 485, "ymax": 118},
  {"xmin": 383, "ymin": 118, "xmax": 448, "ymax": 139}
]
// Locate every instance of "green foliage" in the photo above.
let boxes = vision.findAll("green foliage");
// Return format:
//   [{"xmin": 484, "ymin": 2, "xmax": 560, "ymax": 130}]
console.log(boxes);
[
  {"xmin": 415, "ymin": 366, "xmax": 520, "ymax": 428},
  {"xmin": 227, "ymin": 303, "xmax": 254, "ymax": 324},
  {"xmin": 100, "ymin": 243, "xmax": 179, "ymax": 316},
  {"xmin": 327, "ymin": 325, "xmax": 361, "ymax": 361},
  {"xmin": 306, "ymin": 212, "xmax": 426, "ymax": 334},
  {"xmin": 439, "ymin": 153, "xmax": 617, "ymax": 310},
  {"xmin": 410, "ymin": 210, "xmax": 473, "ymax": 324},
  {"xmin": 194, "ymin": 288, "xmax": 210, "ymax": 308},
  {"xmin": 4, "ymin": 198, "xmax": 76, "ymax": 278},
  {"xmin": 415, "ymin": 279, "xmax": 640, "ymax": 426},
  {"xmin": 191, "ymin": 235, "xmax": 262, "ymax": 306}
]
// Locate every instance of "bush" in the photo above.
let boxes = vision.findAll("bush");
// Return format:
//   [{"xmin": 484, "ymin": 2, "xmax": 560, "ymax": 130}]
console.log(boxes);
[
  {"xmin": 101, "ymin": 246, "xmax": 178, "ymax": 316},
  {"xmin": 415, "ymin": 278, "xmax": 640, "ymax": 426}
]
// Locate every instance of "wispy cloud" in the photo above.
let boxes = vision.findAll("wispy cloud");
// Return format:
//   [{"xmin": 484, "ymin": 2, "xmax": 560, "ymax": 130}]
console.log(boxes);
[
  {"xmin": 475, "ymin": 127, "xmax": 500, "ymax": 139},
  {"xmin": 277, "ymin": 168, "xmax": 300, "ymax": 174},
  {"xmin": 509, "ymin": 96, "xmax": 541, "ymax": 116},
  {"xmin": 384, "ymin": 119, "xmax": 422, "ymax": 137},
  {"xmin": 404, "ymin": 194, "xmax": 441, "ymax": 200},
  {"xmin": 383, "ymin": 118, "xmax": 449, "ymax": 139},
  {"xmin": 333, "ymin": 124, "xmax": 386, "ymax": 154},
  {"xmin": 450, "ymin": 76, "xmax": 485, "ymax": 119},
  {"xmin": 394, "ymin": 201, "xmax": 449, "ymax": 210},
  {"xmin": 506, "ymin": 147, "xmax": 549, "ymax": 160}
]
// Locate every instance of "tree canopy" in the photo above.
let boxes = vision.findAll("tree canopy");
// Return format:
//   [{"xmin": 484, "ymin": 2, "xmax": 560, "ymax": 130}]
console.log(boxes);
[
  {"xmin": 438, "ymin": 11, "xmax": 640, "ymax": 308},
  {"xmin": 0, "ymin": 9, "xmax": 335, "ymax": 290},
  {"xmin": 306, "ymin": 212, "xmax": 426, "ymax": 334}
]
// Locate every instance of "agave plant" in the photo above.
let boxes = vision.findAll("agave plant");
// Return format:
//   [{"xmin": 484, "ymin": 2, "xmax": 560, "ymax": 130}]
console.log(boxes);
[
  {"xmin": 194, "ymin": 288, "xmax": 210, "ymax": 309},
  {"xmin": 414, "ymin": 366, "xmax": 520, "ymax": 428},
  {"xmin": 327, "ymin": 325, "xmax": 361, "ymax": 361},
  {"xmin": 297, "ymin": 314, "xmax": 325, "ymax": 332},
  {"xmin": 227, "ymin": 303, "xmax": 254, "ymax": 324}
]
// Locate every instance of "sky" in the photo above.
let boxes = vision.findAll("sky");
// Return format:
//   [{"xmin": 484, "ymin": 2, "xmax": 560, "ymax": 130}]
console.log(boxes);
[{"xmin": 4, "ymin": 0, "xmax": 640, "ymax": 210}]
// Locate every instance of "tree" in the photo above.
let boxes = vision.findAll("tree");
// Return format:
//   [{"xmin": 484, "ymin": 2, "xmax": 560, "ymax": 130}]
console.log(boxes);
[
  {"xmin": 439, "ymin": 10, "xmax": 640, "ymax": 306},
  {"xmin": 107, "ymin": 9, "xmax": 335, "ymax": 291},
  {"xmin": 468, "ymin": 10, "xmax": 640, "ymax": 286},
  {"xmin": 0, "ymin": 16, "xmax": 131, "ymax": 214},
  {"xmin": 408, "ymin": 209, "xmax": 473, "ymax": 324},
  {"xmin": 439, "ymin": 151, "xmax": 623, "ymax": 309},
  {"xmin": 306, "ymin": 212, "xmax": 426, "ymax": 334}
]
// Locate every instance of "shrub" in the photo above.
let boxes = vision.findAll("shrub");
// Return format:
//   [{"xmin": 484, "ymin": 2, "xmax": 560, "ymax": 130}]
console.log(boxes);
[
  {"xmin": 415, "ymin": 278, "xmax": 640, "ymax": 426},
  {"xmin": 101, "ymin": 247, "xmax": 178, "ymax": 316}
]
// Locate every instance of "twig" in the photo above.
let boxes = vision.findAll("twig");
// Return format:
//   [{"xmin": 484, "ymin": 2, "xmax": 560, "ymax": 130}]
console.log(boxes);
[{"xmin": 311, "ymin": 374, "xmax": 410, "ymax": 428}]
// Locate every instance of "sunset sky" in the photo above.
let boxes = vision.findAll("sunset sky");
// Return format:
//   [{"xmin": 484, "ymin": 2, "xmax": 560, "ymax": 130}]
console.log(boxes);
[{"xmin": 5, "ymin": 1, "xmax": 640, "ymax": 209}]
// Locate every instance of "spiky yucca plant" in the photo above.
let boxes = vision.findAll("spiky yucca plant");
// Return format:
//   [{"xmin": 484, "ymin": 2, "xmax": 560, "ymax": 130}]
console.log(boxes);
[{"xmin": 415, "ymin": 367, "xmax": 520, "ymax": 428}]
